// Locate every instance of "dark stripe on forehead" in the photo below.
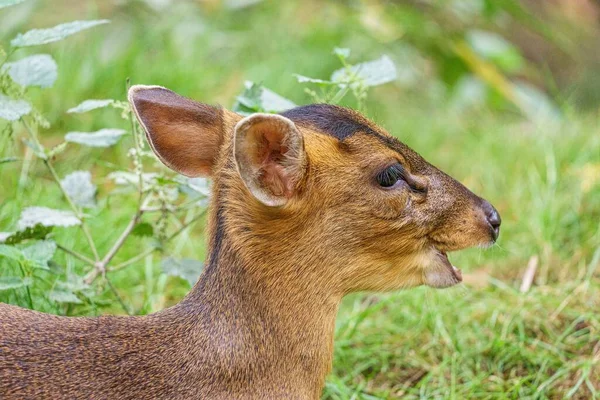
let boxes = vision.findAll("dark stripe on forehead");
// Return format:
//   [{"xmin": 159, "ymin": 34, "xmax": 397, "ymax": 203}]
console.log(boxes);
[
  {"xmin": 280, "ymin": 104, "xmax": 419, "ymax": 162},
  {"xmin": 281, "ymin": 104, "xmax": 379, "ymax": 140}
]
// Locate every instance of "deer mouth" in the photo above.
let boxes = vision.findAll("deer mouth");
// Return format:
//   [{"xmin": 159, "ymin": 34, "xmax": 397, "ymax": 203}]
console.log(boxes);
[
  {"xmin": 439, "ymin": 250, "xmax": 462, "ymax": 281},
  {"xmin": 422, "ymin": 249, "xmax": 463, "ymax": 288}
]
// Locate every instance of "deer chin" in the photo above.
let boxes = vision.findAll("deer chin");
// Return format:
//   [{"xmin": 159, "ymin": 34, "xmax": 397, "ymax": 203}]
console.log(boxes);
[{"xmin": 422, "ymin": 249, "xmax": 462, "ymax": 288}]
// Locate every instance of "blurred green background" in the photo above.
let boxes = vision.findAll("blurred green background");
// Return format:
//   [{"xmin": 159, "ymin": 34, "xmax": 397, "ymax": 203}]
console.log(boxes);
[{"xmin": 1, "ymin": 0, "xmax": 599, "ymax": 398}]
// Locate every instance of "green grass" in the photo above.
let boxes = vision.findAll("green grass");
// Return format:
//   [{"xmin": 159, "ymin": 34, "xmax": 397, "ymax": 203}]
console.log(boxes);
[{"xmin": 1, "ymin": 1, "xmax": 599, "ymax": 398}]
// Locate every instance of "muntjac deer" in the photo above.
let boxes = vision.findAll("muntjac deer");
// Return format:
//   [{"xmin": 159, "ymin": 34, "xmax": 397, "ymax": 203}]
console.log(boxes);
[{"xmin": 0, "ymin": 85, "xmax": 501, "ymax": 399}]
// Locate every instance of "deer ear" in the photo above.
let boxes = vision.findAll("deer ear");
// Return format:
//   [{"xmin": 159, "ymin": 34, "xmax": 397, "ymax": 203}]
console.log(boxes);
[
  {"xmin": 128, "ymin": 85, "xmax": 239, "ymax": 177},
  {"xmin": 234, "ymin": 113, "xmax": 306, "ymax": 207}
]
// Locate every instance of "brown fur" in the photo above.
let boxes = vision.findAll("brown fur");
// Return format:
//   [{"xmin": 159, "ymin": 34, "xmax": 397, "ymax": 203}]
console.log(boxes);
[{"xmin": 0, "ymin": 86, "xmax": 500, "ymax": 399}]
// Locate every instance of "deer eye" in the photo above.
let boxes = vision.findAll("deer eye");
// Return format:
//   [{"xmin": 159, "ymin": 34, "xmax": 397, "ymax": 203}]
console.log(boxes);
[{"xmin": 376, "ymin": 163, "xmax": 406, "ymax": 188}]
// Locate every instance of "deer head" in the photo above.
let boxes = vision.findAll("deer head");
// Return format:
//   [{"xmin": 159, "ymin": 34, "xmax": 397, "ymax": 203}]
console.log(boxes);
[{"xmin": 129, "ymin": 85, "xmax": 500, "ymax": 296}]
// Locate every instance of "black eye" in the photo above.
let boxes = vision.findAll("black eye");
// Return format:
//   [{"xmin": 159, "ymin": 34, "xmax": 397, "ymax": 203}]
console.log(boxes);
[{"xmin": 376, "ymin": 163, "xmax": 406, "ymax": 188}]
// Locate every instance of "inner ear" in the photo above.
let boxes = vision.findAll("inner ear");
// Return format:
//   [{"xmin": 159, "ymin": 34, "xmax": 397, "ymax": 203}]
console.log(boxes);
[{"xmin": 234, "ymin": 114, "xmax": 306, "ymax": 207}]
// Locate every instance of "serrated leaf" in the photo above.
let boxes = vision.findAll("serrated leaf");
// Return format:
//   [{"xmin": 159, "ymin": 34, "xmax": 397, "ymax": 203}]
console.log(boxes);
[
  {"xmin": 0, "ymin": 0, "xmax": 28, "ymax": 9},
  {"xmin": 108, "ymin": 171, "xmax": 158, "ymax": 190},
  {"xmin": 65, "ymin": 129, "xmax": 127, "ymax": 147},
  {"xmin": 60, "ymin": 171, "xmax": 96, "ymax": 208},
  {"xmin": 178, "ymin": 177, "xmax": 211, "ymax": 206},
  {"xmin": 22, "ymin": 240, "xmax": 56, "ymax": 270},
  {"xmin": 48, "ymin": 289, "xmax": 82, "ymax": 304},
  {"xmin": 47, "ymin": 260, "xmax": 62, "ymax": 274},
  {"xmin": 161, "ymin": 257, "xmax": 203, "ymax": 286},
  {"xmin": 293, "ymin": 74, "xmax": 332, "ymax": 85},
  {"xmin": 236, "ymin": 81, "xmax": 296, "ymax": 114},
  {"xmin": 17, "ymin": 207, "xmax": 81, "ymax": 230},
  {"xmin": 0, "ymin": 157, "xmax": 18, "ymax": 164},
  {"xmin": 55, "ymin": 277, "xmax": 89, "ymax": 293},
  {"xmin": 236, "ymin": 82, "xmax": 263, "ymax": 110},
  {"xmin": 0, "ymin": 244, "xmax": 25, "ymax": 262},
  {"xmin": 0, "ymin": 276, "xmax": 32, "ymax": 291},
  {"xmin": 0, "ymin": 94, "xmax": 31, "ymax": 121},
  {"xmin": 259, "ymin": 85, "xmax": 296, "ymax": 112},
  {"xmin": 6, "ymin": 54, "xmax": 57, "ymax": 88},
  {"xmin": 67, "ymin": 99, "xmax": 114, "ymax": 114},
  {"xmin": 0, "ymin": 224, "xmax": 53, "ymax": 245},
  {"xmin": 331, "ymin": 55, "xmax": 397, "ymax": 87},
  {"xmin": 47, "ymin": 142, "xmax": 68, "ymax": 158},
  {"xmin": 132, "ymin": 222, "xmax": 153, "ymax": 237},
  {"xmin": 11, "ymin": 19, "xmax": 110, "ymax": 48}
]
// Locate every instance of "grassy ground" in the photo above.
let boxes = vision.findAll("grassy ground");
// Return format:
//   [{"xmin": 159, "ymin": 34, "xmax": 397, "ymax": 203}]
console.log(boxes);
[{"xmin": 1, "ymin": 1, "xmax": 599, "ymax": 398}]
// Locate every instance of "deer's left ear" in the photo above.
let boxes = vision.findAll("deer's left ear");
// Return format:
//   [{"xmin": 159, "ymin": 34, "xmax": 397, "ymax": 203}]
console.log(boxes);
[{"xmin": 234, "ymin": 113, "xmax": 306, "ymax": 207}]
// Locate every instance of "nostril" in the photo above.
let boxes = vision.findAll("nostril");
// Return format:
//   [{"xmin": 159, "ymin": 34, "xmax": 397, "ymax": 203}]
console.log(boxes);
[{"xmin": 486, "ymin": 208, "xmax": 501, "ymax": 240}]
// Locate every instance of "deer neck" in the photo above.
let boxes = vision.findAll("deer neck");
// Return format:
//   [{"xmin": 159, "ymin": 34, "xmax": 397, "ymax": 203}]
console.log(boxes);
[{"xmin": 177, "ymin": 204, "xmax": 342, "ymax": 394}]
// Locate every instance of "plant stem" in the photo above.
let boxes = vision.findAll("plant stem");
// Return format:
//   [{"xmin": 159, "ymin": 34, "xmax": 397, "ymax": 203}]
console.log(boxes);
[
  {"xmin": 127, "ymin": 79, "xmax": 145, "ymax": 206},
  {"xmin": 20, "ymin": 118, "xmax": 100, "ymax": 261},
  {"xmin": 0, "ymin": 48, "xmax": 16, "ymax": 70},
  {"xmin": 108, "ymin": 247, "xmax": 155, "ymax": 272},
  {"xmin": 83, "ymin": 98, "xmax": 149, "ymax": 282},
  {"xmin": 106, "ymin": 209, "xmax": 207, "ymax": 275},
  {"xmin": 44, "ymin": 156, "xmax": 100, "ymax": 260},
  {"xmin": 167, "ymin": 209, "xmax": 207, "ymax": 241},
  {"xmin": 56, "ymin": 243, "xmax": 96, "ymax": 267},
  {"xmin": 84, "ymin": 211, "xmax": 141, "ymax": 284},
  {"xmin": 104, "ymin": 275, "xmax": 132, "ymax": 316},
  {"xmin": 18, "ymin": 262, "xmax": 33, "ymax": 309}
]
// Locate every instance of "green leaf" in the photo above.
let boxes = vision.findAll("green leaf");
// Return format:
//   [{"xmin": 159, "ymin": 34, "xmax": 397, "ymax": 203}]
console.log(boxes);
[
  {"xmin": 65, "ymin": 129, "xmax": 127, "ymax": 147},
  {"xmin": 11, "ymin": 19, "xmax": 110, "ymax": 48},
  {"xmin": 161, "ymin": 257, "xmax": 203, "ymax": 286},
  {"xmin": 235, "ymin": 81, "xmax": 296, "ymax": 114},
  {"xmin": 0, "ymin": 224, "xmax": 53, "ymax": 245},
  {"xmin": 236, "ymin": 82, "xmax": 263, "ymax": 111},
  {"xmin": 333, "ymin": 47, "xmax": 351, "ymax": 60},
  {"xmin": 60, "ymin": 171, "xmax": 96, "ymax": 208},
  {"xmin": 0, "ymin": 94, "xmax": 31, "ymax": 121},
  {"xmin": 67, "ymin": 99, "xmax": 114, "ymax": 114},
  {"xmin": 0, "ymin": 0, "xmax": 28, "ymax": 9},
  {"xmin": 179, "ymin": 177, "xmax": 211, "ymax": 200},
  {"xmin": 47, "ymin": 260, "xmax": 62, "ymax": 275},
  {"xmin": 47, "ymin": 142, "xmax": 68, "ymax": 158},
  {"xmin": 17, "ymin": 207, "xmax": 81, "ymax": 230},
  {"xmin": 48, "ymin": 289, "xmax": 82, "ymax": 304},
  {"xmin": 132, "ymin": 222, "xmax": 154, "ymax": 237},
  {"xmin": 22, "ymin": 240, "xmax": 56, "ymax": 270},
  {"xmin": 259, "ymin": 85, "xmax": 296, "ymax": 112},
  {"xmin": 0, "ymin": 244, "xmax": 25, "ymax": 262},
  {"xmin": 331, "ymin": 55, "xmax": 397, "ymax": 87},
  {"xmin": 293, "ymin": 74, "xmax": 332, "ymax": 85},
  {"xmin": 0, "ymin": 276, "xmax": 32, "ymax": 291},
  {"xmin": 108, "ymin": 171, "xmax": 158, "ymax": 191},
  {"xmin": 6, "ymin": 54, "xmax": 57, "ymax": 88},
  {"xmin": 0, "ymin": 157, "xmax": 19, "ymax": 164},
  {"xmin": 55, "ymin": 278, "xmax": 89, "ymax": 293}
]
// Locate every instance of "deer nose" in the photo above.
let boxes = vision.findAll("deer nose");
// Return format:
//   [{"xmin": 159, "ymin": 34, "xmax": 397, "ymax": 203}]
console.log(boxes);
[{"xmin": 482, "ymin": 202, "xmax": 501, "ymax": 241}]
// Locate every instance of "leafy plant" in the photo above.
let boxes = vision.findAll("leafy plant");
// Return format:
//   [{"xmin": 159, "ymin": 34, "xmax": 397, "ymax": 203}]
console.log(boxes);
[
  {"xmin": 0, "ymin": 0, "xmax": 209, "ymax": 314},
  {"xmin": 233, "ymin": 48, "xmax": 397, "ymax": 115}
]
